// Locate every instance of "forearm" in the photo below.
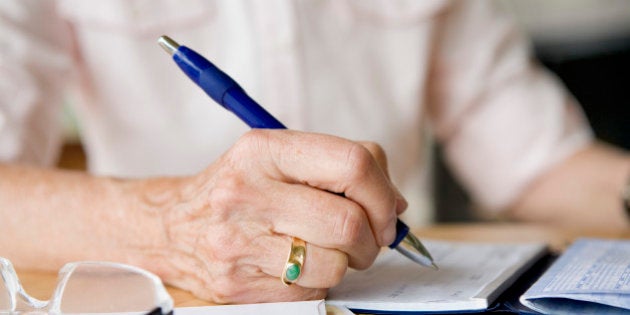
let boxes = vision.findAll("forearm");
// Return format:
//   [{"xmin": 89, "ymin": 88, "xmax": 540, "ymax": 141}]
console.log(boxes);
[
  {"xmin": 507, "ymin": 141, "xmax": 630, "ymax": 230},
  {"xmin": 0, "ymin": 130, "xmax": 407, "ymax": 302},
  {"xmin": 0, "ymin": 163, "xmax": 171, "ymax": 270}
]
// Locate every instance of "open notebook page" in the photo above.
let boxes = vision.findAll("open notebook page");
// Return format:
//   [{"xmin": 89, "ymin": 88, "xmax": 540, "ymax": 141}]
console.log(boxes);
[{"xmin": 327, "ymin": 240, "xmax": 546, "ymax": 313}]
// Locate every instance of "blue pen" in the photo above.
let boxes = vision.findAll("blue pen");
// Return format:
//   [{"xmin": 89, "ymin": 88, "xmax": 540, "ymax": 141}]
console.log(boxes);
[{"xmin": 157, "ymin": 35, "xmax": 437, "ymax": 270}]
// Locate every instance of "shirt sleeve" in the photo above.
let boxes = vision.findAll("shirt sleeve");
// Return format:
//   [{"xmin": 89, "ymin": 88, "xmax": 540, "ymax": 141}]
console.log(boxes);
[
  {"xmin": 426, "ymin": 0, "xmax": 593, "ymax": 212},
  {"xmin": 0, "ymin": 0, "xmax": 74, "ymax": 166}
]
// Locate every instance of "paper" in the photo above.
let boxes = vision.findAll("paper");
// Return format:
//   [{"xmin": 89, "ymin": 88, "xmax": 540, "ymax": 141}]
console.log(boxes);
[
  {"xmin": 175, "ymin": 299, "xmax": 326, "ymax": 315},
  {"xmin": 327, "ymin": 240, "xmax": 546, "ymax": 313},
  {"xmin": 520, "ymin": 238, "xmax": 630, "ymax": 315}
]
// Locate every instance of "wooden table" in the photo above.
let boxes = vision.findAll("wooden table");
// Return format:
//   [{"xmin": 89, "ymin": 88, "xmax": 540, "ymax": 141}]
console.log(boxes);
[{"xmin": 15, "ymin": 223, "xmax": 630, "ymax": 307}]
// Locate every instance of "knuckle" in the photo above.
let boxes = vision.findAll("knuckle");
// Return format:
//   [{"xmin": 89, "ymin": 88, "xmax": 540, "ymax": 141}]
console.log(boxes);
[
  {"xmin": 323, "ymin": 254, "xmax": 348, "ymax": 287},
  {"xmin": 306, "ymin": 288, "xmax": 328, "ymax": 300},
  {"xmin": 361, "ymin": 141, "xmax": 386, "ymax": 160},
  {"xmin": 237, "ymin": 129, "xmax": 265, "ymax": 146},
  {"xmin": 334, "ymin": 206, "xmax": 366, "ymax": 246},
  {"xmin": 208, "ymin": 277, "xmax": 244, "ymax": 304},
  {"xmin": 199, "ymin": 237, "xmax": 255, "ymax": 304},
  {"xmin": 352, "ymin": 246, "xmax": 380, "ymax": 271},
  {"xmin": 233, "ymin": 129, "xmax": 271, "ymax": 156},
  {"xmin": 207, "ymin": 174, "xmax": 247, "ymax": 215},
  {"xmin": 361, "ymin": 141, "xmax": 389, "ymax": 175},
  {"xmin": 203, "ymin": 227, "xmax": 256, "ymax": 268},
  {"xmin": 343, "ymin": 143, "xmax": 374, "ymax": 181}
]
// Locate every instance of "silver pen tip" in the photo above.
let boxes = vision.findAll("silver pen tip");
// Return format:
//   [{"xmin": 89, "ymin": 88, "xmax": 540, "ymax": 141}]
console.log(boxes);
[
  {"xmin": 431, "ymin": 262, "xmax": 439, "ymax": 270},
  {"xmin": 394, "ymin": 234, "xmax": 438, "ymax": 269},
  {"xmin": 157, "ymin": 35, "xmax": 180, "ymax": 56}
]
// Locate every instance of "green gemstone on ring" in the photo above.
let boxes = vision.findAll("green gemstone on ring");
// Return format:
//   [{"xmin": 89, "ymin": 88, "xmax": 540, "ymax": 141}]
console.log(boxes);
[{"xmin": 285, "ymin": 263, "xmax": 301, "ymax": 281}]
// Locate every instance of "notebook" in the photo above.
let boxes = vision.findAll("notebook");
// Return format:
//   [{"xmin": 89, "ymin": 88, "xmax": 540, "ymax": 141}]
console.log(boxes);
[
  {"xmin": 328, "ymin": 238, "xmax": 630, "ymax": 314},
  {"xmin": 327, "ymin": 239, "xmax": 547, "ymax": 314}
]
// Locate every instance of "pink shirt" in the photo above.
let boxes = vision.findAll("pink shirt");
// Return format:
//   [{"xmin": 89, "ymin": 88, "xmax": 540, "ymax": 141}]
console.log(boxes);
[{"xmin": 0, "ymin": 0, "xmax": 592, "ymax": 224}]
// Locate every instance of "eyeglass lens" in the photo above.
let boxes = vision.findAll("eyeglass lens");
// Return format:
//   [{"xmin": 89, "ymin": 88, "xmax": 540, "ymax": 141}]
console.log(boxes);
[
  {"xmin": 0, "ymin": 275, "xmax": 10, "ymax": 309},
  {"xmin": 0, "ymin": 258, "xmax": 171, "ymax": 314},
  {"xmin": 58, "ymin": 264, "xmax": 163, "ymax": 313}
]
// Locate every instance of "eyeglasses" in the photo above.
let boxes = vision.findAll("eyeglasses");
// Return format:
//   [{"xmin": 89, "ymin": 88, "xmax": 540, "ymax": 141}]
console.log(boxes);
[{"xmin": 0, "ymin": 257, "xmax": 173, "ymax": 314}]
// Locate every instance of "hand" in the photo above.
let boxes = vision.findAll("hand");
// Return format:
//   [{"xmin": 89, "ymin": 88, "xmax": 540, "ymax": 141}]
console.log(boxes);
[{"xmin": 135, "ymin": 129, "xmax": 407, "ymax": 303}]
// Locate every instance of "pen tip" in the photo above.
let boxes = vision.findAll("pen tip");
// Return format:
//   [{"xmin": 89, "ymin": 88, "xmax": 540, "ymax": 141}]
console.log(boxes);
[
  {"xmin": 157, "ymin": 35, "xmax": 179, "ymax": 56},
  {"xmin": 431, "ymin": 262, "xmax": 439, "ymax": 270}
]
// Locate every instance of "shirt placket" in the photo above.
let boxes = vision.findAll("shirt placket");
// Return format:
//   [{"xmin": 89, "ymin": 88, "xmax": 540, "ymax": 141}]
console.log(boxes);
[{"xmin": 253, "ymin": 0, "xmax": 306, "ymax": 129}]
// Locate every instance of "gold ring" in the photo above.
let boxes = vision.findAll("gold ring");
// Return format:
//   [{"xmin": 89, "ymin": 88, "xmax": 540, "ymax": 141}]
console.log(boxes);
[{"xmin": 281, "ymin": 237, "xmax": 306, "ymax": 286}]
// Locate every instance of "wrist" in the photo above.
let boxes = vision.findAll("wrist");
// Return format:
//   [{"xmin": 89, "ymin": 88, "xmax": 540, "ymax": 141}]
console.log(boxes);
[
  {"xmin": 111, "ymin": 177, "xmax": 186, "ymax": 267},
  {"xmin": 121, "ymin": 175, "xmax": 215, "ymax": 282}
]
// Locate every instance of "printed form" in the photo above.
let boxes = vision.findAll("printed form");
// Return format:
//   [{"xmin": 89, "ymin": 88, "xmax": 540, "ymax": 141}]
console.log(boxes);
[{"xmin": 520, "ymin": 238, "xmax": 630, "ymax": 315}]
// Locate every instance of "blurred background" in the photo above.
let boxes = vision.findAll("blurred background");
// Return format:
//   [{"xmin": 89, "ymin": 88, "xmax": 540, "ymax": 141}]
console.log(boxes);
[
  {"xmin": 57, "ymin": 0, "xmax": 630, "ymax": 224},
  {"xmin": 435, "ymin": 0, "xmax": 630, "ymax": 222}
]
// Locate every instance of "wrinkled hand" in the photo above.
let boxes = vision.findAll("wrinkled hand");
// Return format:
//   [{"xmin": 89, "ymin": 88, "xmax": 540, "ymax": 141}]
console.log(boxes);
[{"xmin": 137, "ymin": 129, "xmax": 407, "ymax": 303}]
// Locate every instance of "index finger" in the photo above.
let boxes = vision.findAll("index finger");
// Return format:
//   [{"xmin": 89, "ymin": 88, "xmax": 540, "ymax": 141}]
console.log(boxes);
[{"xmin": 358, "ymin": 141, "xmax": 408, "ymax": 215}]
